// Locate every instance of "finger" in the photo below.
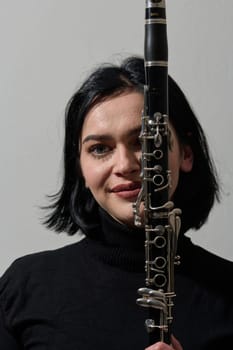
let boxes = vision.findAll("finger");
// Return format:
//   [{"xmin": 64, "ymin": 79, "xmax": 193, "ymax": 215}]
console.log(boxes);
[
  {"xmin": 145, "ymin": 341, "xmax": 173, "ymax": 350},
  {"xmin": 144, "ymin": 336, "xmax": 183, "ymax": 350},
  {"xmin": 171, "ymin": 335, "xmax": 183, "ymax": 350}
]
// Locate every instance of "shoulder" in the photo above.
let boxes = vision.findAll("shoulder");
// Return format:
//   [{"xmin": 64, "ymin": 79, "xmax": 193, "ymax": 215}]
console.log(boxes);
[
  {"xmin": 0, "ymin": 238, "xmax": 90, "ymax": 333},
  {"xmin": 0, "ymin": 238, "xmax": 88, "ymax": 300},
  {"xmin": 183, "ymin": 235, "xmax": 233, "ymax": 271},
  {"xmin": 178, "ymin": 235, "xmax": 233, "ymax": 295}
]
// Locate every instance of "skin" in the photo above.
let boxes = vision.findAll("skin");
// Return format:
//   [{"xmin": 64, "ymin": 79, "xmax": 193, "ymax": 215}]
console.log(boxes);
[
  {"xmin": 80, "ymin": 91, "xmax": 193, "ymax": 226},
  {"xmin": 145, "ymin": 335, "xmax": 183, "ymax": 350}
]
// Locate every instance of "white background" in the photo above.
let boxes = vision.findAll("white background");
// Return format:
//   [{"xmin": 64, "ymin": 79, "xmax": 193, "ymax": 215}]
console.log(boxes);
[{"xmin": 0, "ymin": 1, "xmax": 233, "ymax": 275}]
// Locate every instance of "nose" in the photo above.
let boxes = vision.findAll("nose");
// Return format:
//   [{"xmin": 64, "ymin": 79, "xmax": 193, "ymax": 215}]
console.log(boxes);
[{"xmin": 113, "ymin": 145, "xmax": 140, "ymax": 176}]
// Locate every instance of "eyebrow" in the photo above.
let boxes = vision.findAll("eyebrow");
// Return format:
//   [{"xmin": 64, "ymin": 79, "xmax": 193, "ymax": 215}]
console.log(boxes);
[
  {"xmin": 82, "ymin": 134, "xmax": 112, "ymax": 144},
  {"xmin": 82, "ymin": 126, "xmax": 141, "ymax": 144}
]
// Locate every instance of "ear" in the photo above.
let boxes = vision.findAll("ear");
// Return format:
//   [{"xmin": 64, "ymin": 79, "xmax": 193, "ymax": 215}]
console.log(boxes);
[{"xmin": 180, "ymin": 145, "xmax": 193, "ymax": 173}]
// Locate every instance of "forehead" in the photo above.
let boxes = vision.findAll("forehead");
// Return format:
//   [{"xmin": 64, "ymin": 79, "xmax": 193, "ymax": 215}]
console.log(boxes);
[{"xmin": 81, "ymin": 92, "xmax": 143, "ymax": 137}]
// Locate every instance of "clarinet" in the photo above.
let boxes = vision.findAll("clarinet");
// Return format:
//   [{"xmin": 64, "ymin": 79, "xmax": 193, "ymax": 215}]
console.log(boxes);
[{"xmin": 133, "ymin": 0, "xmax": 181, "ymax": 345}]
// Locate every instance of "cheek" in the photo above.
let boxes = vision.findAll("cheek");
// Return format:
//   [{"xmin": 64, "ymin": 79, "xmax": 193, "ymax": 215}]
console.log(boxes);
[
  {"xmin": 80, "ymin": 158, "xmax": 109, "ymax": 190},
  {"xmin": 80, "ymin": 155, "xmax": 93, "ymax": 187}
]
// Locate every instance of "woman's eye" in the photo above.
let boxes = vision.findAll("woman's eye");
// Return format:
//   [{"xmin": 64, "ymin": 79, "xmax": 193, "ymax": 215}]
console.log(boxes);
[{"xmin": 89, "ymin": 144, "xmax": 111, "ymax": 157}]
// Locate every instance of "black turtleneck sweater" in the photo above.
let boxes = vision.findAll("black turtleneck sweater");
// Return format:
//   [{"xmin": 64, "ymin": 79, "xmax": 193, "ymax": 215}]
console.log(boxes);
[{"xmin": 0, "ymin": 210, "xmax": 233, "ymax": 349}]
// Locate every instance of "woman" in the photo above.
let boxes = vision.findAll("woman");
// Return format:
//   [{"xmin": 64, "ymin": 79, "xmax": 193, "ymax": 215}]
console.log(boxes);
[{"xmin": 0, "ymin": 57, "xmax": 233, "ymax": 350}]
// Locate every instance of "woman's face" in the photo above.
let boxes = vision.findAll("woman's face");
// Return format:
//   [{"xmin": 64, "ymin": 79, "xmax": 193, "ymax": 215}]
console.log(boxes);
[{"xmin": 80, "ymin": 91, "xmax": 193, "ymax": 226}]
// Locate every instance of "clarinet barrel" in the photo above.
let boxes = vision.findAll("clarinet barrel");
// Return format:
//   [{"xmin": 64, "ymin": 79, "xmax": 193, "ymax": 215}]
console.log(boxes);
[{"xmin": 133, "ymin": 0, "xmax": 181, "ymax": 345}]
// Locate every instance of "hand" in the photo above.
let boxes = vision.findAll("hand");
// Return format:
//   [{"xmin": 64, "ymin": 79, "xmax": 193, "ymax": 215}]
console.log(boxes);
[{"xmin": 145, "ymin": 335, "xmax": 183, "ymax": 350}]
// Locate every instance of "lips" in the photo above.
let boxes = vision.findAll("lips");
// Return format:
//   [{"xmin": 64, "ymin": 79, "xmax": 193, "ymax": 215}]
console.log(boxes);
[{"xmin": 111, "ymin": 182, "xmax": 141, "ymax": 199}]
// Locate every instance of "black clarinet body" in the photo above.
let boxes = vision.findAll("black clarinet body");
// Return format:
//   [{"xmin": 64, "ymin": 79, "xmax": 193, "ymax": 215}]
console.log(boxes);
[
  {"xmin": 133, "ymin": 0, "xmax": 181, "ymax": 346},
  {"xmin": 145, "ymin": 0, "xmax": 168, "ymax": 119}
]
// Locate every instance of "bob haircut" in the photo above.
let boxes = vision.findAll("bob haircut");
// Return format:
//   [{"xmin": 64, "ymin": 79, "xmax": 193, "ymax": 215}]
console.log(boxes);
[{"xmin": 44, "ymin": 56, "xmax": 219, "ymax": 235}]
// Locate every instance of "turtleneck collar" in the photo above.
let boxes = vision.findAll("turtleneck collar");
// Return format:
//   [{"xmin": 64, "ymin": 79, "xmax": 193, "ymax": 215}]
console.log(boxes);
[
  {"xmin": 98, "ymin": 207, "xmax": 146, "ymax": 249},
  {"xmin": 85, "ymin": 207, "xmax": 145, "ymax": 271},
  {"xmin": 85, "ymin": 206, "xmax": 190, "ymax": 272}
]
